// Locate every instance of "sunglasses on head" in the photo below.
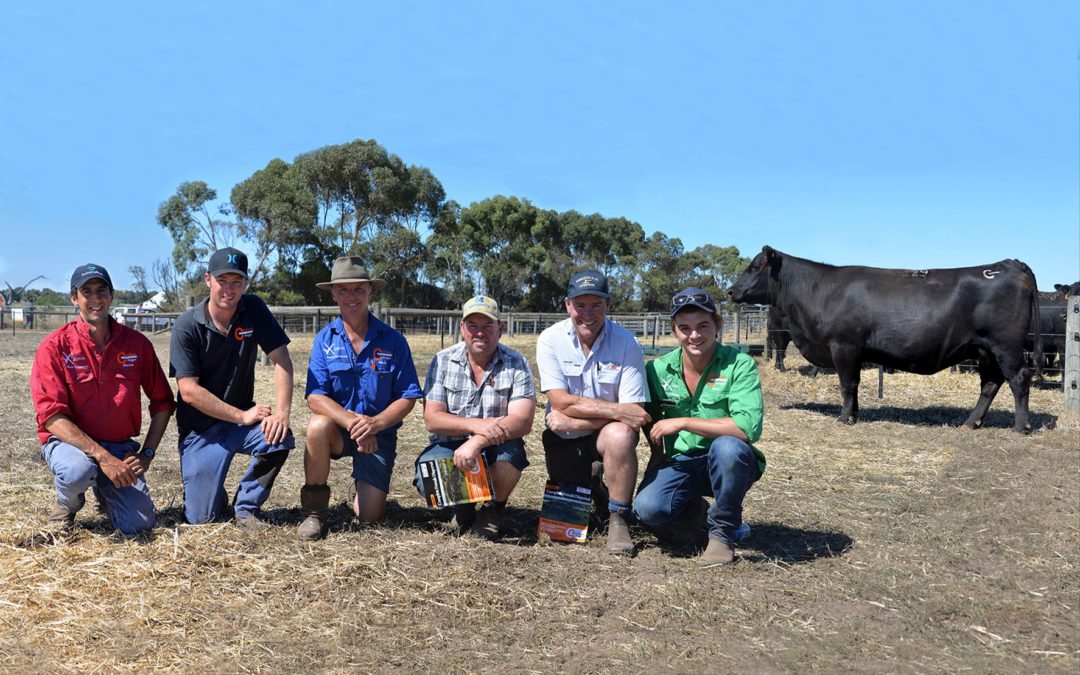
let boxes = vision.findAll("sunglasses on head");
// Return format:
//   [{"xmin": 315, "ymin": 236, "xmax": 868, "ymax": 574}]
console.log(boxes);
[{"xmin": 671, "ymin": 292, "xmax": 712, "ymax": 307}]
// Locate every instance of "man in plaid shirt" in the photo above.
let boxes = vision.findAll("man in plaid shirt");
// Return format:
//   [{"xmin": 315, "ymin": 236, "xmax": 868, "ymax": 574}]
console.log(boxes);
[{"xmin": 412, "ymin": 295, "xmax": 536, "ymax": 540}]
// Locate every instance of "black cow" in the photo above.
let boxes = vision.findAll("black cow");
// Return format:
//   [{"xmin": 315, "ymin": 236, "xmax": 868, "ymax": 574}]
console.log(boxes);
[
  {"xmin": 728, "ymin": 246, "xmax": 1041, "ymax": 432},
  {"xmin": 765, "ymin": 307, "xmax": 792, "ymax": 372},
  {"xmin": 1028, "ymin": 286, "xmax": 1071, "ymax": 374}
]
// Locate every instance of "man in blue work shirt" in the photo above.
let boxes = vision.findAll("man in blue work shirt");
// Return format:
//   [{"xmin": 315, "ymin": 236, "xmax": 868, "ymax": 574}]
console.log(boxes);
[{"xmin": 298, "ymin": 257, "xmax": 423, "ymax": 540}]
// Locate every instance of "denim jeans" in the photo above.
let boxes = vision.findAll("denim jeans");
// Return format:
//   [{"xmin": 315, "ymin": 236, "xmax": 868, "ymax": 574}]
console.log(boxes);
[
  {"xmin": 634, "ymin": 435, "xmax": 759, "ymax": 542},
  {"xmin": 41, "ymin": 438, "xmax": 155, "ymax": 535},
  {"xmin": 178, "ymin": 421, "xmax": 293, "ymax": 523}
]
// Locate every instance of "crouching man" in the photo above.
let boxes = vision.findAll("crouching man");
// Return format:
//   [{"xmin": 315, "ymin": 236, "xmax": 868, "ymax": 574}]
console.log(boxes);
[
  {"xmin": 30, "ymin": 264, "xmax": 175, "ymax": 535},
  {"xmin": 297, "ymin": 257, "xmax": 423, "ymax": 540},
  {"xmin": 170, "ymin": 248, "xmax": 295, "ymax": 529},
  {"xmin": 412, "ymin": 296, "xmax": 535, "ymax": 540},
  {"xmin": 634, "ymin": 288, "xmax": 766, "ymax": 565}
]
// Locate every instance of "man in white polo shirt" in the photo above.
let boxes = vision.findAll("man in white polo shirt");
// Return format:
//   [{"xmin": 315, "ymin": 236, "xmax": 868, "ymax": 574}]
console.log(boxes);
[{"xmin": 535, "ymin": 269, "xmax": 650, "ymax": 555}]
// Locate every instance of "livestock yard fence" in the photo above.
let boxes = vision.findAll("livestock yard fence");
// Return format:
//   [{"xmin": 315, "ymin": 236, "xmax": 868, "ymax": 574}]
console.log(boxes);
[
  {"xmin": 0, "ymin": 304, "xmax": 772, "ymax": 350},
  {"xmin": 3, "ymin": 300, "xmax": 1077, "ymax": 414}
]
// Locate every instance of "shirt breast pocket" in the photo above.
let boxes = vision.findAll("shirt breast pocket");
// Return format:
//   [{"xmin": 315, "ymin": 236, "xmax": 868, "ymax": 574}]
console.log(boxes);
[
  {"xmin": 698, "ymin": 383, "xmax": 731, "ymax": 415},
  {"xmin": 111, "ymin": 368, "xmax": 140, "ymax": 405},
  {"xmin": 363, "ymin": 361, "xmax": 395, "ymax": 410},
  {"xmin": 595, "ymin": 366, "xmax": 620, "ymax": 398},
  {"xmin": 327, "ymin": 359, "xmax": 358, "ymax": 393},
  {"xmin": 443, "ymin": 381, "xmax": 473, "ymax": 414},
  {"xmin": 63, "ymin": 367, "xmax": 95, "ymax": 390}
]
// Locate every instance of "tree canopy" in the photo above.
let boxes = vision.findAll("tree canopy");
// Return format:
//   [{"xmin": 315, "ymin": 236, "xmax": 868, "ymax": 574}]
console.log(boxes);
[{"xmin": 150, "ymin": 137, "xmax": 748, "ymax": 310}]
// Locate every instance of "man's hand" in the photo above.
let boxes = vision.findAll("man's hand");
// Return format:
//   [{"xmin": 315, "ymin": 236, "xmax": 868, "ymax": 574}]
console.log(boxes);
[
  {"xmin": 616, "ymin": 404, "xmax": 652, "ymax": 431},
  {"xmin": 348, "ymin": 414, "xmax": 383, "ymax": 442},
  {"xmin": 545, "ymin": 409, "xmax": 576, "ymax": 434},
  {"xmin": 240, "ymin": 404, "xmax": 272, "ymax": 427},
  {"xmin": 648, "ymin": 417, "xmax": 684, "ymax": 446},
  {"xmin": 123, "ymin": 452, "xmax": 150, "ymax": 477},
  {"xmin": 99, "ymin": 454, "xmax": 138, "ymax": 488},
  {"xmin": 474, "ymin": 417, "xmax": 510, "ymax": 446},
  {"xmin": 453, "ymin": 438, "xmax": 484, "ymax": 472},
  {"xmin": 358, "ymin": 437, "xmax": 378, "ymax": 454},
  {"xmin": 261, "ymin": 410, "xmax": 290, "ymax": 446}
]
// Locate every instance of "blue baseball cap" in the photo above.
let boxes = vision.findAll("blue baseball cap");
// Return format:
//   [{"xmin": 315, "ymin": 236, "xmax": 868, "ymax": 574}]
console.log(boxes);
[
  {"xmin": 670, "ymin": 287, "xmax": 717, "ymax": 317},
  {"xmin": 70, "ymin": 264, "xmax": 113, "ymax": 293},
  {"xmin": 567, "ymin": 269, "xmax": 610, "ymax": 299}
]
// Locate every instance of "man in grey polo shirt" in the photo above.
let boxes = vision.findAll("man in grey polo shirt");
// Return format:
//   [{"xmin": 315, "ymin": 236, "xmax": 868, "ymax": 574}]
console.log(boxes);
[{"xmin": 535, "ymin": 269, "xmax": 650, "ymax": 555}]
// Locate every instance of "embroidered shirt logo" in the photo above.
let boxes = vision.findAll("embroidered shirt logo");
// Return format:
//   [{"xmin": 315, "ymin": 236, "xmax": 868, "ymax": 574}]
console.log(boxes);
[
  {"xmin": 707, "ymin": 374, "xmax": 728, "ymax": 387},
  {"xmin": 234, "ymin": 326, "xmax": 254, "ymax": 341},
  {"xmin": 62, "ymin": 352, "xmax": 89, "ymax": 371},
  {"xmin": 371, "ymin": 348, "xmax": 393, "ymax": 371},
  {"xmin": 116, "ymin": 352, "xmax": 139, "ymax": 368}
]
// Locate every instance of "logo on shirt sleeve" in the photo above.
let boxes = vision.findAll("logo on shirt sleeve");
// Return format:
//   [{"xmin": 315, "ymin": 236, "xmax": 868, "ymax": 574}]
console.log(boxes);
[{"xmin": 234, "ymin": 326, "xmax": 254, "ymax": 341}]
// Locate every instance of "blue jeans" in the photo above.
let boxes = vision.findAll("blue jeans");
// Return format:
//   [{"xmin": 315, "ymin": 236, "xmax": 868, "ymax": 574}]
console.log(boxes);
[
  {"xmin": 178, "ymin": 422, "xmax": 294, "ymax": 524},
  {"xmin": 411, "ymin": 438, "xmax": 529, "ymax": 498},
  {"xmin": 634, "ymin": 436, "xmax": 759, "ymax": 542},
  {"xmin": 41, "ymin": 438, "xmax": 155, "ymax": 535}
]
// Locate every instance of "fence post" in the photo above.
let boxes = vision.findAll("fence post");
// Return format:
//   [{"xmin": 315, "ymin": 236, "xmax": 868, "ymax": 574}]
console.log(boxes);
[
  {"xmin": 1064, "ymin": 296, "xmax": 1080, "ymax": 417},
  {"xmin": 878, "ymin": 365, "xmax": 884, "ymax": 399},
  {"xmin": 734, "ymin": 309, "xmax": 742, "ymax": 344}
]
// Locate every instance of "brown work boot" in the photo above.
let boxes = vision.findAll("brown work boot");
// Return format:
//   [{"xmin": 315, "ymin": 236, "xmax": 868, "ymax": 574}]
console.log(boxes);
[
  {"xmin": 700, "ymin": 537, "xmax": 736, "ymax": 566},
  {"xmin": 297, "ymin": 484, "xmax": 331, "ymax": 541},
  {"xmin": 234, "ymin": 513, "xmax": 271, "ymax": 531},
  {"xmin": 450, "ymin": 503, "xmax": 477, "ymax": 534},
  {"xmin": 665, "ymin": 497, "xmax": 708, "ymax": 546},
  {"xmin": 606, "ymin": 511, "xmax": 634, "ymax": 555},
  {"xmin": 47, "ymin": 502, "xmax": 77, "ymax": 533},
  {"xmin": 469, "ymin": 503, "xmax": 503, "ymax": 541}
]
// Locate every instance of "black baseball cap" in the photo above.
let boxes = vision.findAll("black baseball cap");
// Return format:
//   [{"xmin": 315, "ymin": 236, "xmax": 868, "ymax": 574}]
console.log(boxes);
[
  {"xmin": 70, "ymin": 264, "xmax": 113, "ymax": 293},
  {"xmin": 567, "ymin": 269, "xmax": 610, "ymax": 299},
  {"xmin": 208, "ymin": 247, "xmax": 249, "ymax": 279},
  {"xmin": 670, "ymin": 287, "xmax": 717, "ymax": 317}
]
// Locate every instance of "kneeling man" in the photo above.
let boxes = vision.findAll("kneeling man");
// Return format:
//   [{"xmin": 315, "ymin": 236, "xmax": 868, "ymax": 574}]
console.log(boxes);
[
  {"xmin": 634, "ymin": 288, "xmax": 765, "ymax": 565},
  {"xmin": 31, "ymin": 264, "xmax": 175, "ymax": 535},
  {"xmin": 413, "ymin": 296, "xmax": 535, "ymax": 540},
  {"xmin": 298, "ymin": 257, "xmax": 423, "ymax": 540},
  {"xmin": 536, "ymin": 270, "xmax": 650, "ymax": 555}
]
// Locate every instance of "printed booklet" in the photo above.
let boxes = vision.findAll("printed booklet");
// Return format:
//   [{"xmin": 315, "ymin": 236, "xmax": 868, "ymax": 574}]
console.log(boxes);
[
  {"xmin": 537, "ymin": 482, "xmax": 592, "ymax": 543},
  {"xmin": 418, "ymin": 455, "xmax": 494, "ymax": 508}
]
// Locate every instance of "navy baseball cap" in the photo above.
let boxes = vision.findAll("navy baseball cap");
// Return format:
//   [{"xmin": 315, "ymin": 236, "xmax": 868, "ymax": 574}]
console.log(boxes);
[
  {"xmin": 208, "ymin": 247, "xmax": 249, "ymax": 278},
  {"xmin": 70, "ymin": 264, "xmax": 113, "ymax": 292},
  {"xmin": 670, "ymin": 287, "xmax": 717, "ymax": 317},
  {"xmin": 567, "ymin": 269, "xmax": 610, "ymax": 299}
]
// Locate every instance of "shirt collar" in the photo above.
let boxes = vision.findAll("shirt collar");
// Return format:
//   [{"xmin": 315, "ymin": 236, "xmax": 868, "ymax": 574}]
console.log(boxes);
[
  {"xmin": 449, "ymin": 341, "xmax": 505, "ymax": 369},
  {"xmin": 193, "ymin": 295, "xmax": 247, "ymax": 329}
]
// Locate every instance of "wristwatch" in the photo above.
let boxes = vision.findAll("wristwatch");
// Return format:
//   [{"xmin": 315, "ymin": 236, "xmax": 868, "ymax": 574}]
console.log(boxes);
[{"xmin": 140, "ymin": 447, "xmax": 156, "ymax": 460}]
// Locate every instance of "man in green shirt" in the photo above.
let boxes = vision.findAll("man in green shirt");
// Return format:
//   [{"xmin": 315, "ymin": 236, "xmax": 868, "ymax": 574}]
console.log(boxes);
[{"xmin": 634, "ymin": 288, "xmax": 765, "ymax": 565}]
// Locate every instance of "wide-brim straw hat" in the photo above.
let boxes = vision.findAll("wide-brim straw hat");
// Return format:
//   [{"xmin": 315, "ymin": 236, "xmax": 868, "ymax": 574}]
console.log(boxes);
[{"xmin": 315, "ymin": 256, "xmax": 386, "ymax": 292}]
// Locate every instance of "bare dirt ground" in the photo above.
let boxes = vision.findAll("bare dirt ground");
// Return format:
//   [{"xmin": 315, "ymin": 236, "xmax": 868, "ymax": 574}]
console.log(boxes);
[{"xmin": 0, "ymin": 328, "xmax": 1077, "ymax": 674}]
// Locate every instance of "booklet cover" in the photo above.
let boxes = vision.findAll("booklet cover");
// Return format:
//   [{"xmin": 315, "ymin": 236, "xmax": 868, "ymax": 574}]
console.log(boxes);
[
  {"xmin": 418, "ymin": 455, "xmax": 494, "ymax": 508},
  {"xmin": 537, "ymin": 482, "xmax": 592, "ymax": 544}
]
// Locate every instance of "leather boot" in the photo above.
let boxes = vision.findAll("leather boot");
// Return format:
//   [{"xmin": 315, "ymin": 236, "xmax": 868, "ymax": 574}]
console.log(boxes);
[
  {"xmin": 606, "ymin": 511, "xmax": 634, "ymax": 555},
  {"xmin": 297, "ymin": 484, "xmax": 331, "ymax": 541},
  {"xmin": 47, "ymin": 502, "xmax": 77, "ymax": 533},
  {"xmin": 700, "ymin": 537, "xmax": 736, "ymax": 565}
]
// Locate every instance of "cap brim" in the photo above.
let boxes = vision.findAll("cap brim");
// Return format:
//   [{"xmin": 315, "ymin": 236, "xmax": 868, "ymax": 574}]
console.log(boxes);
[
  {"xmin": 567, "ymin": 290, "xmax": 610, "ymax": 299},
  {"xmin": 462, "ymin": 310, "xmax": 500, "ymax": 322},
  {"xmin": 208, "ymin": 268, "xmax": 249, "ymax": 279}
]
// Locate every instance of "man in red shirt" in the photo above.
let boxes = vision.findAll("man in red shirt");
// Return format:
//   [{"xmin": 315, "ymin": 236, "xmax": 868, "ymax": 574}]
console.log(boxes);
[{"xmin": 30, "ymin": 264, "xmax": 175, "ymax": 535}]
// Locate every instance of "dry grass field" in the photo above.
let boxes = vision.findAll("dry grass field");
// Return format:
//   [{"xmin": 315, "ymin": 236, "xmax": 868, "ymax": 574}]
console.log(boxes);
[{"xmin": 0, "ymin": 328, "xmax": 1077, "ymax": 673}]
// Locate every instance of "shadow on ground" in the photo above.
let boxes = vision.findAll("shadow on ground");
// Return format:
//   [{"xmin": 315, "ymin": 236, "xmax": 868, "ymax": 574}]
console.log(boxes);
[{"xmin": 781, "ymin": 402, "xmax": 1057, "ymax": 430}]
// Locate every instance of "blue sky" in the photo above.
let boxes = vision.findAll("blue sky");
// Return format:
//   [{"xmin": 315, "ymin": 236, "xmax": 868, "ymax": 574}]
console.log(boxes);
[{"xmin": 1, "ymin": 1, "xmax": 1078, "ymax": 293}]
